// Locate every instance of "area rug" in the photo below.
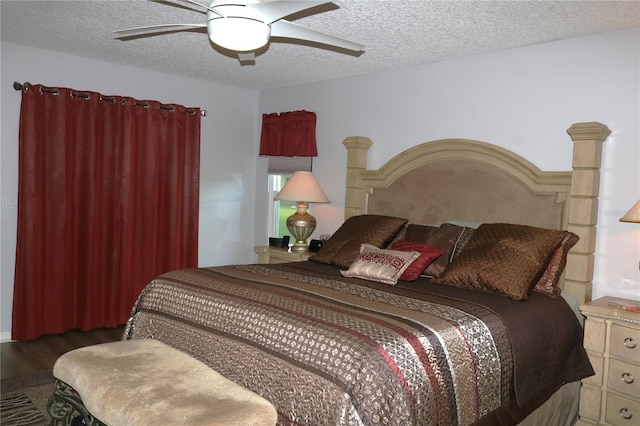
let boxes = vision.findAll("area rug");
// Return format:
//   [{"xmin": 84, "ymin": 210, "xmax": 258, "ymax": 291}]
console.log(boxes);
[{"xmin": 1, "ymin": 372, "xmax": 55, "ymax": 426}]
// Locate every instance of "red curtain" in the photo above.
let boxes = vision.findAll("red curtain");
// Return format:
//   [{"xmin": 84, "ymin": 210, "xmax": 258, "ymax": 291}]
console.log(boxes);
[
  {"xmin": 259, "ymin": 110, "xmax": 317, "ymax": 156},
  {"xmin": 12, "ymin": 83, "xmax": 201, "ymax": 340}
]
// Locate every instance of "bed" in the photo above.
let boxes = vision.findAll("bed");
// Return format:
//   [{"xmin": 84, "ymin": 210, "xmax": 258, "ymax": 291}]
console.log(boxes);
[{"xmin": 124, "ymin": 121, "xmax": 610, "ymax": 425}]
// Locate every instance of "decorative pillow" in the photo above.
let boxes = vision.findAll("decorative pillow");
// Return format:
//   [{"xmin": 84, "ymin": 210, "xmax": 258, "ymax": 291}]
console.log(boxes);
[
  {"xmin": 422, "ymin": 224, "xmax": 475, "ymax": 278},
  {"xmin": 340, "ymin": 244, "xmax": 421, "ymax": 285},
  {"xmin": 434, "ymin": 223, "xmax": 569, "ymax": 300},
  {"xmin": 403, "ymin": 224, "xmax": 439, "ymax": 242},
  {"xmin": 385, "ymin": 223, "xmax": 409, "ymax": 247},
  {"xmin": 449, "ymin": 226, "xmax": 476, "ymax": 260},
  {"xmin": 534, "ymin": 231, "xmax": 579, "ymax": 298},
  {"xmin": 388, "ymin": 240, "xmax": 446, "ymax": 281},
  {"xmin": 446, "ymin": 220, "xmax": 480, "ymax": 229},
  {"xmin": 309, "ymin": 215, "xmax": 408, "ymax": 268}
]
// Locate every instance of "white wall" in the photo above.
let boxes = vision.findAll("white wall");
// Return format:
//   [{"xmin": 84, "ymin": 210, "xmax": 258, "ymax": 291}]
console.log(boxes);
[
  {"xmin": 1, "ymin": 42, "xmax": 260, "ymax": 339},
  {"xmin": 258, "ymin": 27, "xmax": 640, "ymax": 302}
]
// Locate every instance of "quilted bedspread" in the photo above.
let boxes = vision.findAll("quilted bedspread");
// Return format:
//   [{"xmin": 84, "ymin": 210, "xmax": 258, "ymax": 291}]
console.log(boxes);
[{"xmin": 124, "ymin": 261, "xmax": 593, "ymax": 426}]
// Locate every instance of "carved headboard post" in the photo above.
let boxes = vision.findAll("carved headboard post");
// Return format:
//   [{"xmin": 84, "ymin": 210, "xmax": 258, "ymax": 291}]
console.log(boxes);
[
  {"xmin": 343, "ymin": 136, "xmax": 373, "ymax": 220},
  {"xmin": 565, "ymin": 122, "xmax": 611, "ymax": 304}
]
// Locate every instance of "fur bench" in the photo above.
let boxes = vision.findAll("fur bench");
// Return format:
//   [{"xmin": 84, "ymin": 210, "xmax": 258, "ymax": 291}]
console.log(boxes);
[{"xmin": 47, "ymin": 339, "xmax": 277, "ymax": 426}]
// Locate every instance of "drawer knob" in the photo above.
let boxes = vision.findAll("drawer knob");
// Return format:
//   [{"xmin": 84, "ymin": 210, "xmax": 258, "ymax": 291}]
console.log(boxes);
[
  {"xmin": 624, "ymin": 337, "xmax": 637, "ymax": 349},
  {"xmin": 619, "ymin": 407, "xmax": 633, "ymax": 420},
  {"xmin": 622, "ymin": 372, "xmax": 635, "ymax": 384}
]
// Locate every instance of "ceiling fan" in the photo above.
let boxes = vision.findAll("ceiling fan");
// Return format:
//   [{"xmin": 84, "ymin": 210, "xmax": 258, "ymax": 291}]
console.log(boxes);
[{"xmin": 114, "ymin": 0, "xmax": 365, "ymax": 63}]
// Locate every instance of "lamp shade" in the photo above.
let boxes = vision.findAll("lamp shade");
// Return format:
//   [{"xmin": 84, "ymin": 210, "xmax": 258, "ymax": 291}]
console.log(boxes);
[
  {"xmin": 620, "ymin": 199, "xmax": 640, "ymax": 223},
  {"xmin": 274, "ymin": 171, "xmax": 330, "ymax": 203}
]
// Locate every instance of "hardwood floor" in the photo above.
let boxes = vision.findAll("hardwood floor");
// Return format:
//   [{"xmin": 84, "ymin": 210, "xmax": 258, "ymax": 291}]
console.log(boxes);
[{"xmin": 1, "ymin": 326, "xmax": 125, "ymax": 380}]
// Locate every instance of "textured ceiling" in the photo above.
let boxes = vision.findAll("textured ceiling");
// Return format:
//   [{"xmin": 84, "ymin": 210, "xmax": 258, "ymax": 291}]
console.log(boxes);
[{"xmin": 2, "ymin": 0, "xmax": 639, "ymax": 90}]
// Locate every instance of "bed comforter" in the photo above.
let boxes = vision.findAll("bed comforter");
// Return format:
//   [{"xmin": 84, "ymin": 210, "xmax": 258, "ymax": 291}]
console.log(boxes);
[{"xmin": 124, "ymin": 261, "xmax": 593, "ymax": 426}]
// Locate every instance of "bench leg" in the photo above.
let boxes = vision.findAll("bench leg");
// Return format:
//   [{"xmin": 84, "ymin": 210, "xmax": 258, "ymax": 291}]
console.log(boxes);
[{"xmin": 47, "ymin": 380, "xmax": 106, "ymax": 426}]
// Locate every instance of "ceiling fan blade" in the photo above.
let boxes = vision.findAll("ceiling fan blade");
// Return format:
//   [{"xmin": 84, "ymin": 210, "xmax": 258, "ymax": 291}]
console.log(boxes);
[
  {"xmin": 177, "ymin": 0, "xmax": 224, "ymax": 17},
  {"xmin": 113, "ymin": 23, "xmax": 207, "ymax": 37},
  {"xmin": 246, "ymin": 1, "xmax": 332, "ymax": 24},
  {"xmin": 270, "ymin": 20, "xmax": 364, "ymax": 52}
]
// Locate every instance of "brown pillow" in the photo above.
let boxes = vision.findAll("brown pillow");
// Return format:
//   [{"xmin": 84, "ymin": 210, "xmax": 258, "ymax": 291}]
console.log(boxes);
[
  {"xmin": 533, "ymin": 232, "xmax": 579, "ymax": 298},
  {"xmin": 420, "ymin": 224, "xmax": 475, "ymax": 278},
  {"xmin": 385, "ymin": 223, "xmax": 409, "ymax": 247},
  {"xmin": 404, "ymin": 224, "xmax": 439, "ymax": 242},
  {"xmin": 388, "ymin": 240, "xmax": 446, "ymax": 281},
  {"xmin": 309, "ymin": 215, "xmax": 408, "ymax": 268},
  {"xmin": 434, "ymin": 223, "xmax": 569, "ymax": 300}
]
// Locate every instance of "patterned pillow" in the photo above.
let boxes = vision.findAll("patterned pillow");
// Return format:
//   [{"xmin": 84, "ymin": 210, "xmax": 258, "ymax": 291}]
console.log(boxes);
[
  {"xmin": 340, "ymin": 244, "xmax": 421, "ymax": 285},
  {"xmin": 534, "ymin": 232, "xmax": 579, "ymax": 298},
  {"xmin": 309, "ymin": 215, "xmax": 408, "ymax": 268},
  {"xmin": 434, "ymin": 223, "xmax": 568, "ymax": 300},
  {"xmin": 388, "ymin": 240, "xmax": 446, "ymax": 281}
]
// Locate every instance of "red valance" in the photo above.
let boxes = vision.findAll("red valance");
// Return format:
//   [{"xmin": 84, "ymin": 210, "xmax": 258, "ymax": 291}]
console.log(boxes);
[{"xmin": 260, "ymin": 110, "xmax": 317, "ymax": 157}]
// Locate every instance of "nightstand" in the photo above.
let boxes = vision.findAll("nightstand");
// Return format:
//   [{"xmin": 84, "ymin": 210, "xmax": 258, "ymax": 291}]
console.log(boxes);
[
  {"xmin": 578, "ymin": 296, "xmax": 640, "ymax": 426},
  {"xmin": 254, "ymin": 246, "xmax": 311, "ymax": 264}
]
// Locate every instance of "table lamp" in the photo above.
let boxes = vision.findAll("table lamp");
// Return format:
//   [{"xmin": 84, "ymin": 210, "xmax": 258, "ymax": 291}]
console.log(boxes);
[
  {"xmin": 620, "ymin": 198, "xmax": 640, "ymax": 271},
  {"xmin": 274, "ymin": 171, "xmax": 330, "ymax": 252},
  {"xmin": 620, "ymin": 199, "xmax": 640, "ymax": 223}
]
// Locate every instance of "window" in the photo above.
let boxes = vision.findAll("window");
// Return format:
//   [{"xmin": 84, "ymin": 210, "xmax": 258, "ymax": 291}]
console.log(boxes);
[
  {"xmin": 268, "ymin": 174, "xmax": 294, "ymax": 240},
  {"xmin": 267, "ymin": 156, "xmax": 313, "ymax": 242}
]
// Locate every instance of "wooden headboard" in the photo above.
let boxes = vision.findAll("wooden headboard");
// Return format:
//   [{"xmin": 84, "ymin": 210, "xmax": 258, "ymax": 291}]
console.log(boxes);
[{"xmin": 343, "ymin": 122, "xmax": 610, "ymax": 304}]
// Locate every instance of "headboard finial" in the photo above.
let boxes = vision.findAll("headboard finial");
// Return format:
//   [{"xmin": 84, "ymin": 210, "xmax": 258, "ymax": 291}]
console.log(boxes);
[
  {"xmin": 342, "ymin": 136, "xmax": 373, "ymax": 151},
  {"xmin": 566, "ymin": 122, "xmax": 611, "ymax": 142}
]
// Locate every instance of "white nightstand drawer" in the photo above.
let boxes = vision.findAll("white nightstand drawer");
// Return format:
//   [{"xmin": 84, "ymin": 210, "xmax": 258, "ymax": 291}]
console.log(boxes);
[
  {"xmin": 605, "ymin": 393, "xmax": 640, "ymax": 426},
  {"xmin": 608, "ymin": 358, "xmax": 640, "ymax": 398},
  {"xmin": 610, "ymin": 324, "xmax": 640, "ymax": 363}
]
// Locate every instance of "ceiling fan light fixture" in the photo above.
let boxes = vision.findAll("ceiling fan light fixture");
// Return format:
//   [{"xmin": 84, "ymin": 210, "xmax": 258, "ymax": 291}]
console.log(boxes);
[
  {"xmin": 115, "ymin": 1, "xmax": 364, "ymax": 64},
  {"xmin": 208, "ymin": 17, "xmax": 270, "ymax": 52}
]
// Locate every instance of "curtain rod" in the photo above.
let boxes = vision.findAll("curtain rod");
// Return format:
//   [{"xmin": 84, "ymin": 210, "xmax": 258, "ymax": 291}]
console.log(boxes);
[{"xmin": 13, "ymin": 81, "xmax": 207, "ymax": 117}]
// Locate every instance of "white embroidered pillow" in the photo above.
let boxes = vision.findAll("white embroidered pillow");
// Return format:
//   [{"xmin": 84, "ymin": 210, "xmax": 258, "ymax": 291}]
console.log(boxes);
[{"xmin": 340, "ymin": 244, "xmax": 420, "ymax": 285}]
